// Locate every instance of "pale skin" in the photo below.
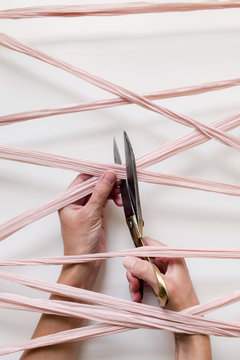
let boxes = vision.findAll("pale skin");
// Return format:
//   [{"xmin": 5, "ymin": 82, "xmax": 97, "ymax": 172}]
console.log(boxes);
[
  {"xmin": 21, "ymin": 170, "xmax": 212, "ymax": 360},
  {"xmin": 123, "ymin": 239, "xmax": 212, "ymax": 360}
]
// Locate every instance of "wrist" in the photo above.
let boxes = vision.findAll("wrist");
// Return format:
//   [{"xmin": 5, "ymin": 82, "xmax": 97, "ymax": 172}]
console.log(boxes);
[
  {"xmin": 63, "ymin": 239, "xmax": 101, "ymax": 259},
  {"xmin": 174, "ymin": 333, "xmax": 212, "ymax": 360},
  {"xmin": 58, "ymin": 263, "xmax": 97, "ymax": 290}
]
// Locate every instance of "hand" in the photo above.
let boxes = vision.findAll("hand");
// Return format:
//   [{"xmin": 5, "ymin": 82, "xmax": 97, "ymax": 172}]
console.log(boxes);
[
  {"xmin": 123, "ymin": 237, "xmax": 212, "ymax": 359},
  {"xmin": 123, "ymin": 236, "xmax": 199, "ymax": 311},
  {"xmin": 59, "ymin": 171, "xmax": 120, "ymax": 254},
  {"xmin": 58, "ymin": 170, "xmax": 120, "ymax": 287}
]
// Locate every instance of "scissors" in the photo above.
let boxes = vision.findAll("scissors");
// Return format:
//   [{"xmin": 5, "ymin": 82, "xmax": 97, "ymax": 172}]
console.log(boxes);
[{"xmin": 113, "ymin": 131, "xmax": 169, "ymax": 307}]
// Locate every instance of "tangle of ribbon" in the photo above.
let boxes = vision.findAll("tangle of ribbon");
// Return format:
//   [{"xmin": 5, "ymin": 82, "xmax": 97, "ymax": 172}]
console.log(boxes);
[{"xmin": 0, "ymin": 2, "xmax": 240, "ymax": 356}]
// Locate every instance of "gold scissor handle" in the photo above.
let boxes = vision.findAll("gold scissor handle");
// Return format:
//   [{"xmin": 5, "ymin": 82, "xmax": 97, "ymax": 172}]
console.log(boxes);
[
  {"xmin": 150, "ymin": 263, "xmax": 169, "ymax": 307},
  {"xmin": 126, "ymin": 215, "xmax": 169, "ymax": 307}
]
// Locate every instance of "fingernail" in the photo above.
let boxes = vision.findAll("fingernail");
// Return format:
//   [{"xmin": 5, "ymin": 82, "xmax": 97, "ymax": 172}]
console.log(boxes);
[
  {"xmin": 102, "ymin": 171, "xmax": 116, "ymax": 185},
  {"xmin": 123, "ymin": 256, "xmax": 138, "ymax": 271}
]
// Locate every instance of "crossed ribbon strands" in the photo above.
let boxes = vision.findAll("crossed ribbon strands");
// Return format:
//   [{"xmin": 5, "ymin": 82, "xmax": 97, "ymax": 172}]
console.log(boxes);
[{"xmin": 0, "ymin": 2, "xmax": 240, "ymax": 355}]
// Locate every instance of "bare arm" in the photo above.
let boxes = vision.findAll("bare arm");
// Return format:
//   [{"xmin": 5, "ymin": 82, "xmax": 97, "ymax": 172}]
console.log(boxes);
[
  {"xmin": 123, "ymin": 237, "xmax": 212, "ymax": 360},
  {"xmin": 21, "ymin": 170, "xmax": 119, "ymax": 360}
]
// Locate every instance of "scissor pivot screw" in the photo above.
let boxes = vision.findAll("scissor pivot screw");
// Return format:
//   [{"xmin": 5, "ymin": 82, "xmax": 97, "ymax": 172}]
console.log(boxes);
[{"xmin": 128, "ymin": 220, "xmax": 133, "ymax": 229}]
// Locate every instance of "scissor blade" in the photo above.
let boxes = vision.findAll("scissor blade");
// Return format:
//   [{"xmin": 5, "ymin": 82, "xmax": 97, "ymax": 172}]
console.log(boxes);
[
  {"xmin": 124, "ymin": 131, "xmax": 143, "ymax": 230},
  {"xmin": 113, "ymin": 137, "xmax": 122, "ymax": 165},
  {"xmin": 113, "ymin": 137, "xmax": 133, "ymax": 218}
]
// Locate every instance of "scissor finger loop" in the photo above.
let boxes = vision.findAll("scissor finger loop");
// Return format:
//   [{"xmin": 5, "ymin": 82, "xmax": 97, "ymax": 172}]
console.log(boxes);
[{"xmin": 151, "ymin": 263, "xmax": 169, "ymax": 307}]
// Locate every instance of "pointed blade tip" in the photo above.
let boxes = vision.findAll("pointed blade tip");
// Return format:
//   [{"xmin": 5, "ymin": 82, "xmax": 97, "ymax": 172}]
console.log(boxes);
[
  {"xmin": 113, "ymin": 137, "xmax": 122, "ymax": 164},
  {"xmin": 123, "ymin": 130, "xmax": 130, "ymax": 143}
]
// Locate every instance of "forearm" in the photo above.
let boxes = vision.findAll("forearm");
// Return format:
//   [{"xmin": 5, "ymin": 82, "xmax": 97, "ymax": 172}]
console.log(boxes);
[
  {"xmin": 20, "ymin": 263, "xmax": 96, "ymax": 360},
  {"xmin": 174, "ymin": 333, "xmax": 212, "ymax": 360}
]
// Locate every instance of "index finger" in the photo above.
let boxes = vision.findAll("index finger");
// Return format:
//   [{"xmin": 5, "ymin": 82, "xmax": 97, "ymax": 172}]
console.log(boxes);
[{"xmin": 67, "ymin": 173, "xmax": 92, "ymax": 206}]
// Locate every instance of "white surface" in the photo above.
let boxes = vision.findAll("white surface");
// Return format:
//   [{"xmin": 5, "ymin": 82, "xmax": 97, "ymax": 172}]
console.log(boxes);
[{"xmin": 0, "ymin": 1, "xmax": 240, "ymax": 359}]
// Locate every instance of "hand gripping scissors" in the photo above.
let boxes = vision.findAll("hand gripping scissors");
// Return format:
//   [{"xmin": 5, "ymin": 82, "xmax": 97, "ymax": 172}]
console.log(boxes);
[{"xmin": 113, "ymin": 131, "xmax": 169, "ymax": 307}]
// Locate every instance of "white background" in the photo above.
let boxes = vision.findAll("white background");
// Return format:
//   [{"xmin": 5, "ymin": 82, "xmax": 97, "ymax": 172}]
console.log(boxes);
[{"xmin": 0, "ymin": 1, "xmax": 240, "ymax": 359}]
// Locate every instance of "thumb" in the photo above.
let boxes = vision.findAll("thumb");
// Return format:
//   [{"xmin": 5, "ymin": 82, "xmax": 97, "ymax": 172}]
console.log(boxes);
[
  {"xmin": 143, "ymin": 236, "xmax": 167, "ymax": 247},
  {"xmin": 123, "ymin": 256, "xmax": 167, "ymax": 297},
  {"xmin": 86, "ymin": 171, "xmax": 116, "ymax": 212}
]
